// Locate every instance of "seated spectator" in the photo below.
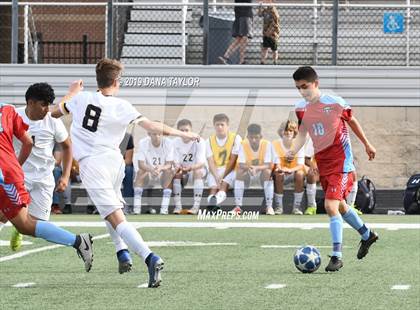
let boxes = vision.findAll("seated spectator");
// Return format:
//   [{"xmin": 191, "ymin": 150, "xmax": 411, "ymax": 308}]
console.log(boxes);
[
  {"xmin": 272, "ymin": 120, "xmax": 305, "ymax": 215},
  {"xmin": 234, "ymin": 124, "xmax": 274, "ymax": 215},
  {"xmin": 133, "ymin": 130, "xmax": 175, "ymax": 215}
]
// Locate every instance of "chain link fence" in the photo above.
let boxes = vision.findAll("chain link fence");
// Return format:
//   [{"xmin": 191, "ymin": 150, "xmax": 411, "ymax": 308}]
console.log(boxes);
[{"xmin": 1, "ymin": 1, "xmax": 419, "ymax": 66}]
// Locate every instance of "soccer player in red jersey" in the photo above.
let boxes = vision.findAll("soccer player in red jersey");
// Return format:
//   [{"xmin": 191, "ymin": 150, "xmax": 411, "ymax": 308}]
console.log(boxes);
[
  {"xmin": 0, "ymin": 102, "xmax": 93, "ymax": 272},
  {"xmin": 288, "ymin": 66, "xmax": 379, "ymax": 272}
]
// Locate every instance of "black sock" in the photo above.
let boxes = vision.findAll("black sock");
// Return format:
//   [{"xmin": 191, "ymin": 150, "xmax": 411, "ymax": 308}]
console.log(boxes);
[
  {"xmin": 145, "ymin": 253, "xmax": 153, "ymax": 266},
  {"xmin": 73, "ymin": 235, "xmax": 81, "ymax": 249}
]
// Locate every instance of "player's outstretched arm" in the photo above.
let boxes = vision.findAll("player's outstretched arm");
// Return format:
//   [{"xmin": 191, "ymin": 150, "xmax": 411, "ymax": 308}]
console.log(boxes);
[
  {"xmin": 50, "ymin": 80, "xmax": 84, "ymax": 118},
  {"xmin": 347, "ymin": 116, "xmax": 376, "ymax": 160},
  {"xmin": 17, "ymin": 132, "xmax": 33, "ymax": 165},
  {"xmin": 134, "ymin": 117, "xmax": 199, "ymax": 141}
]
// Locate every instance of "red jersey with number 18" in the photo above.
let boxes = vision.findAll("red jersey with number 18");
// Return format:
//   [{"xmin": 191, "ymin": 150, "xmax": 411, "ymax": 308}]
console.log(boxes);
[{"xmin": 295, "ymin": 94, "xmax": 355, "ymax": 176}]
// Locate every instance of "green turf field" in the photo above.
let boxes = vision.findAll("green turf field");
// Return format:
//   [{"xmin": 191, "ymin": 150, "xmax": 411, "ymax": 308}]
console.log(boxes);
[{"xmin": 1, "ymin": 215, "xmax": 419, "ymax": 310}]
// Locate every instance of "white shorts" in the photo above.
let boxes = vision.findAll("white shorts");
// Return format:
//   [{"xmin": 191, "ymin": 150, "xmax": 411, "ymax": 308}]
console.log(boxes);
[
  {"xmin": 207, "ymin": 166, "xmax": 236, "ymax": 188},
  {"xmin": 26, "ymin": 178, "xmax": 55, "ymax": 221},
  {"xmin": 79, "ymin": 151, "xmax": 125, "ymax": 219}
]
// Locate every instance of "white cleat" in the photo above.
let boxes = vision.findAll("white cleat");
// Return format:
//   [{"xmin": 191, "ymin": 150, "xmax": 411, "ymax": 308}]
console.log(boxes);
[
  {"xmin": 266, "ymin": 206, "xmax": 275, "ymax": 215},
  {"xmin": 292, "ymin": 208, "xmax": 303, "ymax": 215},
  {"xmin": 173, "ymin": 205, "xmax": 182, "ymax": 214},
  {"xmin": 76, "ymin": 233, "xmax": 93, "ymax": 272},
  {"xmin": 274, "ymin": 206, "xmax": 283, "ymax": 215}
]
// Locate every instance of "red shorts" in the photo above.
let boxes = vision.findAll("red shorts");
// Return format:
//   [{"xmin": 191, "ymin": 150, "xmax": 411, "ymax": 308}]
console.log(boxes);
[
  {"xmin": 0, "ymin": 181, "xmax": 30, "ymax": 220},
  {"xmin": 320, "ymin": 172, "xmax": 354, "ymax": 201}
]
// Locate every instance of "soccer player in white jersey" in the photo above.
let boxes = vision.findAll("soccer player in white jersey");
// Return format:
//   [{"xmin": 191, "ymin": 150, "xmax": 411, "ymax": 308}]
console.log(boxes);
[
  {"xmin": 9, "ymin": 83, "xmax": 73, "ymax": 251},
  {"xmin": 51, "ymin": 58, "xmax": 199, "ymax": 288},
  {"xmin": 172, "ymin": 119, "xmax": 207, "ymax": 215},
  {"xmin": 234, "ymin": 124, "xmax": 274, "ymax": 215},
  {"xmin": 206, "ymin": 114, "xmax": 242, "ymax": 211},
  {"xmin": 133, "ymin": 130, "xmax": 175, "ymax": 215}
]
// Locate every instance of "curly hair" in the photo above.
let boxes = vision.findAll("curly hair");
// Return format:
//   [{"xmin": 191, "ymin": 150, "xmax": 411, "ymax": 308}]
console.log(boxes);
[{"xmin": 25, "ymin": 82, "xmax": 55, "ymax": 105}]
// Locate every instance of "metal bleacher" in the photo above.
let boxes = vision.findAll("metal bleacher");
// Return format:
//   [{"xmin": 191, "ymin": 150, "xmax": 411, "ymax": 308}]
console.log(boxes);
[{"xmin": 118, "ymin": 0, "xmax": 420, "ymax": 65}]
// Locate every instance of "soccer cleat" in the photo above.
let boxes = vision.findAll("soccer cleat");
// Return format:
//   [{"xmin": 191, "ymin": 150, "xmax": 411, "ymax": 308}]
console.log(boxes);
[
  {"xmin": 292, "ymin": 208, "xmax": 303, "ymax": 215},
  {"xmin": 357, "ymin": 230, "xmax": 379, "ymax": 260},
  {"xmin": 146, "ymin": 253, "xmax": 164, "ymax": 288},
  {"xmin": 351, "ymin": 204, "xmax": 363, "ymax": 215},
  {"xmin": 117, "ymin": 249, "xmax": 132, "ymax": 274},
  {"xmin": 207, "ymin": 196, "xmax": 219, "ymax": 213},
  {"xmin": 159, "ymin": 207, "xmax": 168, "ymax": 215},
  {"xmin": 51, "ymin": 204, "xmax": 63, "ymax": 214},
  {"xmin": 304, "ymin": 205, "xmax": 317, "ymax": 215},
  {"xmin": 76, "ymin": 233, "xmax": 94, "ymax": 272},
  {"xmin": 173, "ymin": 205, "xmax": 182, "ymax": 214},
  {"xmin": 325, "ymin": 256, "xmax": 343, "ymax": 272},
  {"xmin": 10, "ymin": 226, "xmax": 23, "ymax": 251},
  {"xmin": 274, "ymin": 206, "xmax": 283, "ymax": 215},
  {"xmin": 231, "ymin": 206, "xmax": 242, "ymax": 215},
  {"xmin": 266, "ymin": 206, "xmax": 275, "ymax": 215}
]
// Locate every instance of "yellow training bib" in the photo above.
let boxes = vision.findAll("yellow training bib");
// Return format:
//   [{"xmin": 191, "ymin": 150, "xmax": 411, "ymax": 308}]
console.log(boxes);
[{"xmin": 210, "ymin": 132, "xmax": 236, "ymax": 167}]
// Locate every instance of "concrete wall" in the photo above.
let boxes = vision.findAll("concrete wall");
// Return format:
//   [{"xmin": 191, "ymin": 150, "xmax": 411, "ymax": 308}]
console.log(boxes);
[{"xmin": 1, "ymin": 64, "xmax": 419, "ymax": 189}]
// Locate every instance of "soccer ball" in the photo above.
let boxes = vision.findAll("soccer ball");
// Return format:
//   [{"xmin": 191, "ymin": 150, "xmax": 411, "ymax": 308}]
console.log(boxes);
[{"xmin": 293, "ymin": 245, "xmax": 321, "ymax": 273}]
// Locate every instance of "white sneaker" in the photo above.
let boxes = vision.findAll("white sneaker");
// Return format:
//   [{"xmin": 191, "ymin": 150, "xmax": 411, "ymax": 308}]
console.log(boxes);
[
  {"xmin": 160, "ymin": 207, "xmax": 168, "ymax": 215},
  {"xmin": 274, "ymin": 206, "xmax": 283, "ymax": 215},
  {"xmin": 266, "ymin": 206, "xmax": 275, "ymax": 215},
  {"xmin": 173, "ymin": 205, "xmax": 182, "ymax": 214},
  {"xmin": 133, "ymin": 206, "xmax": 141, "ymax": 215},
  {"xmin": 292, "ymin": 208, "xmax": 303, "ymax": 215}
]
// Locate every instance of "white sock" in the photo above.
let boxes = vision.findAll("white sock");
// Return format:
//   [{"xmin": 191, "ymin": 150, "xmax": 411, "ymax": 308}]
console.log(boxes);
[
  {"xmin": 193, "ymin": 179, "xmax": 204, "ymax": 208},
  {"xmin": 173, "ymin": 179, "xmax": 182, "ymax": 208},
  {"xmin": 0, "ymin": 222, "xmax": 5, "ymax": 232},
  {"xmin": 115, "ymin": 221, "xmax": 151, "ymax": 261},
  {"xmin": 234, "ymin": 180, "xmax": 245, "ymax": 207},
  {"xmin": 161, "ymin": 188, "xmax": 172, "ymax": 210},
  {"xmin": 105, "ymin": 220, "xmax": 128, "ymax": 253},
  {"xmin": 264, "ymin": 180, "xmax": 274, "ymax": 208},
  {"xmin": 306, "ymin": 183, "xmax": 317, "ymax": 207},
  {"xmin": 293, "ymin": 191, "xmax": 304, "ymax": 209},
  {"xmin": 346, "ymin": 181, "xmax": 358, "ymax": 206},
  {"xmin": 133, "ymin": 187, "xmax": 143, "ymax": 213},
  {"xmin": 216, "ymin": 191, "xmax": 227, "ymax": 205},
  {"xmin": 274, "ymin": 193, "xmax": 283, "ymax": 208}
]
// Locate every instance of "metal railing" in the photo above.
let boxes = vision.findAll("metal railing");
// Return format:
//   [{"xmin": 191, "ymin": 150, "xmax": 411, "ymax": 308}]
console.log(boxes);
[{"xmin": 1, "ymin": 1, "xmax": 419, "ymax": 66}]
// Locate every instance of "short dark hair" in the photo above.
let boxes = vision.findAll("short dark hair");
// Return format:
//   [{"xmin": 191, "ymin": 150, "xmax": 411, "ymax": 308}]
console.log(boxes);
[
  {"xmin": 292, "ymin": 66, "xmax": 319, "ymax": 82},
  {"xmin": 247, "ymin": 123, "xmax": 261, "ymax": 135},
  {"xmin": 177, "ymin": 119, "xmax": 192, "ymax": 129},
  {"xmin": 213, "ymin": 113, "xmax": 229, "ymax": 124},
  {"xmin": 25, "ymin": 83, "xmax": 55, "ymax": 105}
]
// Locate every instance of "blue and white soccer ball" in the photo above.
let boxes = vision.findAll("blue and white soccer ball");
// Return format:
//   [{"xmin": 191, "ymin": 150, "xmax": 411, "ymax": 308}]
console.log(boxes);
[{"xmin": 293, "ymin": 245, "xmax": 321, "ymax": 273}]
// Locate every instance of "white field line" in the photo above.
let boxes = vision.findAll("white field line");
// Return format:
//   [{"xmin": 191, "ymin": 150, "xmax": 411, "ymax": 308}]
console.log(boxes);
[
  {"xmin": 0, "ymin": 240, "xmax": 33, "ymax": 246},
  {"xmin": 265, "ymin": 284, "xmax": 287, "ymax": 289},
  {"xmin": 261, "ymin": 245, "xmax": 350, "ymax": 249},
  {"xmin": 13, "ymin": 282, "xmax": 36, "ymax": 288},
  {"xmin": 0, "ymin": 233, "xmax": 109, "ymax": 263},
  {"xmin": 4, "ymin": 222, "xmax": 419, "ymax": 229},
  {"xmin": 391, "ymin": 285, "xmax": 411, "ymax": 290}
]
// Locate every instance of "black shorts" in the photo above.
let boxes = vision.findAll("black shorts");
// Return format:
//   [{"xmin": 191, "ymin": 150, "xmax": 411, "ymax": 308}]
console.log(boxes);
[
  {"xmin": 232, "ymin": 17, "xmax": 253, "ymax": 39},
  {"xmin": 262, "ymin": 36, "xmax": 278, "ymax": 51}
]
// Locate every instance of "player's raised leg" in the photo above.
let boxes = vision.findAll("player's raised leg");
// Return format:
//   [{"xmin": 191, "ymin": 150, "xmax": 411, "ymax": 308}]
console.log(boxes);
[{"xmin": 2, "ymin": 199, "xmax": 93, "ymax": 272}]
